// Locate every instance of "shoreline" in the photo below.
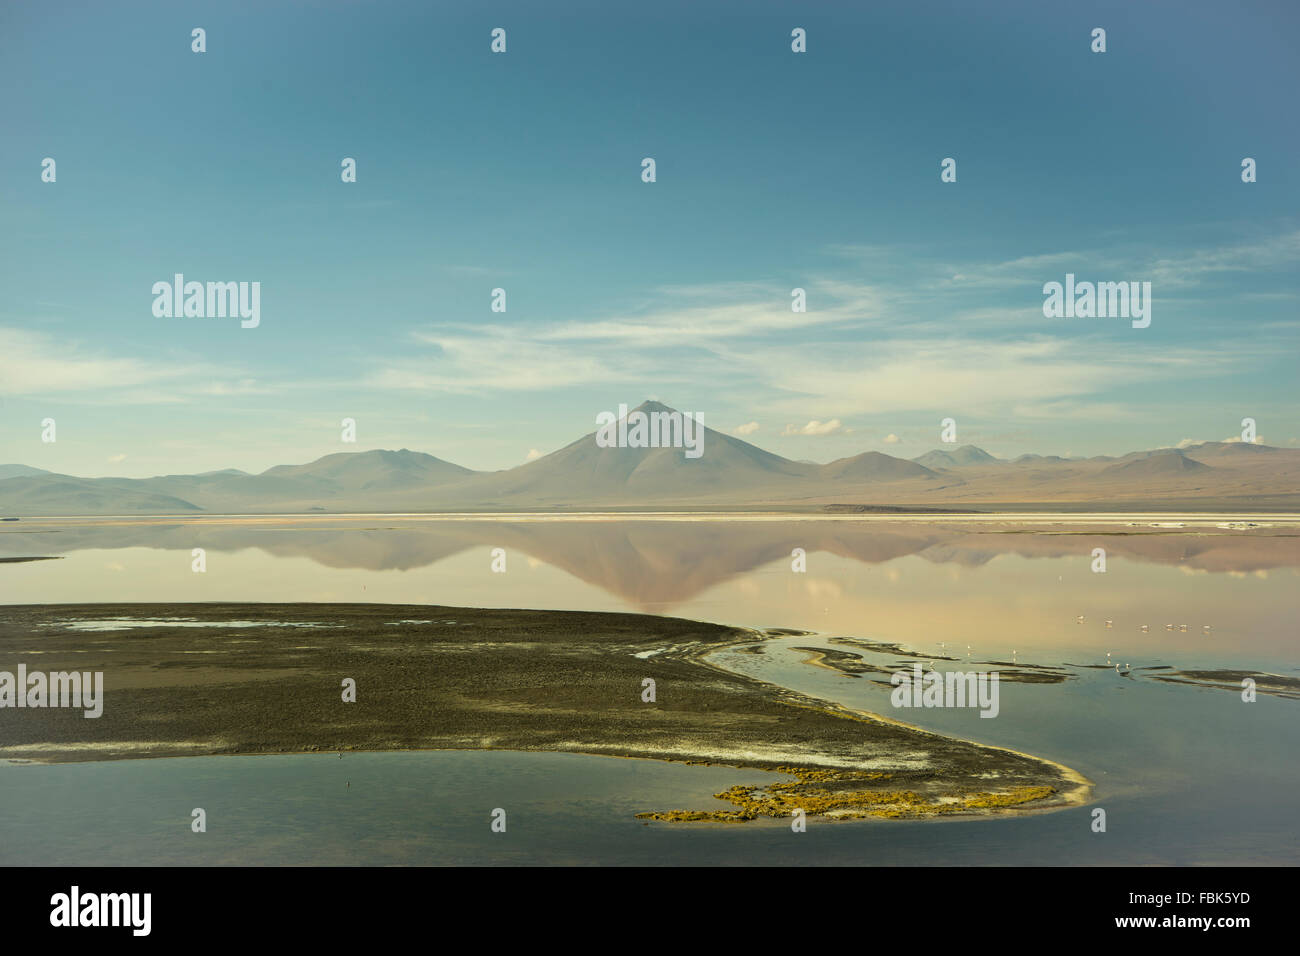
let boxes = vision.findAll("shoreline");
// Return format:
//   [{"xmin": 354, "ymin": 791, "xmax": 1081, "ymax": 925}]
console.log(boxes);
[
  {"xmin": 681, "ymin": 632, "xmax": 1095, "ymax": 821},
  {"xmin": 0, "ymin": 602, "xmax": 1093, "ymax": 823}
]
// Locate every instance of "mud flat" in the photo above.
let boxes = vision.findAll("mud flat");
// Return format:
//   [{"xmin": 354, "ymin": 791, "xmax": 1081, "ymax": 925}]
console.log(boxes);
[
  {"xmin": 0, "ymin": 603, "xmax": 1090, "ymax": 822},
  {"xmin": 796, "ymin": 640, "xmax": 1072, "ymax": 685}
]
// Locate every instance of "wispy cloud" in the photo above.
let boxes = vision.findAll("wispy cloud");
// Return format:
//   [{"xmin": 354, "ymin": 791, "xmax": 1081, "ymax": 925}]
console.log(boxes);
[
  {"xmin": 355, "ymin": 228, "xmax": 1296, "ymax": 433},
  {"xmin": 0, "ymin": 327, "xmax": 185, "ymax": 395},
  {"xmin": 0, "ymin": 327, "xmax": 276, "ymax": 404}
]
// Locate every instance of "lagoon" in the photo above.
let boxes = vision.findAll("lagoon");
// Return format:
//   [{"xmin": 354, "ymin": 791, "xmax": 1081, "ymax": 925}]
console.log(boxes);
[{"xmin": 1, "ymin": 514, "xmax": 1296, "ymax": 864}]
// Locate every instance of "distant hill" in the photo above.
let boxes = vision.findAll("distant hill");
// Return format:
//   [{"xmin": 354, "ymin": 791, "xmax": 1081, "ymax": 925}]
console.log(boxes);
[
  {"xmin": 0, "ymin": 474, "xmax": 204, "ymax": 514},
  {"xmin": 2, "ymin": 405, "xmax": 1297, "ymax": 514},
  {"xmin": 913, "ymin": 445, "xmax": 1000, "ymax": 469},
  {"xmin": 263, "ymin": 449, "xmax": 477, "ymax": 492},
  {"xmin": 1099, "ymin": 449, "xmax": 1210, "ymax": 478},
  {"xmin": 823, "ymin": 451, "xmax": 937, "ymax": 481},
  {"xmin": 0, "ymin": 464, "xmax": 52, "ymax": 480}
]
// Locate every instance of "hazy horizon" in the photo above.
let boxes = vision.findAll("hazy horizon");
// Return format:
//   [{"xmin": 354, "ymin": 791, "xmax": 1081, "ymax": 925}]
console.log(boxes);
[{"xmin": 7, "ymin": 405, "xmax": 1297, "ymax": 482}]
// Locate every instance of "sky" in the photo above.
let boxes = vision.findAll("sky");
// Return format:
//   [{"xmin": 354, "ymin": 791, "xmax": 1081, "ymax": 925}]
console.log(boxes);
[{"xmin": 1, "ymin": 0, "xmax": 1297, "ymax": 478}]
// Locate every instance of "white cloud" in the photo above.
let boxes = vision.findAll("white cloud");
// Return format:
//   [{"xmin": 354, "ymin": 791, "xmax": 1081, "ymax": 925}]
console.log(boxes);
[
  {"xmin": 1179, "ymin": 435, "xmax": 1264, "ymax": 447},
  {"xmin": 525, "ymin": 448, "xmax": 542, "ymax": 461},
  {"xmin": 882, "ymin": 433, "xmax": 900, "ymax": 444},
  {"xmin": 733, "ymin": 421, "xmax": 760, "ymax": 436},
  {"xmin": 107, "ymin": 453, "xmax": 127, "ymax": 463},
  {"xmin": 782, "ymin": 419, "xmax": 847, "ymax": 437}
]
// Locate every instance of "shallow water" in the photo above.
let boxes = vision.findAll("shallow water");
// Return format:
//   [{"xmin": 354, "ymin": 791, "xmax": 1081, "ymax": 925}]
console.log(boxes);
[
  {"xmin": 1, "ymin": 515, "xmax": 1297, "ymax": 864},
  {"xmin": 712, "ymin": 635, "xmax": 1299, "ymax": 863}
]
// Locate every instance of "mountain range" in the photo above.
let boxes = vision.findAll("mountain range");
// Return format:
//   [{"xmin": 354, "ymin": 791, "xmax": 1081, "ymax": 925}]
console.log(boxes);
[{"xmin": 3, "ymin": 401, "xmax": 1298, "ymax": 514}]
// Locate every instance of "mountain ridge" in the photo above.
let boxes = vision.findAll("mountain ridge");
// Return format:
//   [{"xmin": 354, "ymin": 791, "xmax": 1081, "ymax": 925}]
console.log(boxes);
[{"xmin": 4, "ymin": 403, "xmax": 1298, "ymax": 515}]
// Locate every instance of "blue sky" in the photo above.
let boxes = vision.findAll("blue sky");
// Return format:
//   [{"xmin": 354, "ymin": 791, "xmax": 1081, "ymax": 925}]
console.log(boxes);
[{"xmin": 2, "ymin": 0, "xmax": 1297, "ymax": 477}]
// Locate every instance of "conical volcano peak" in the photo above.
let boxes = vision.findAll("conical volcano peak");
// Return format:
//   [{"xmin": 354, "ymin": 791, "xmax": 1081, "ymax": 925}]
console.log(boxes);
[{"xmin": 631, "ymin": 399, "xmax": 678, "ymax": 416}]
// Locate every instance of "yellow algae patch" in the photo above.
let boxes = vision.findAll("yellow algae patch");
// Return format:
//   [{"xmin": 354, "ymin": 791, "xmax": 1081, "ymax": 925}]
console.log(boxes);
[
  {"xmin": 769, "ymin": 765, "xmax": 892, "ymax": 783},
  {"xmin": 636, "ymin": 765, "xmax": 1056, "ymax": 823},
  {"xmin": 963, "ymin": 786, "xmax": 1056, "ymax": 809},
  {"xmin": 867, "ymin": 786, "xmax": 1056, "ymax": 819}
]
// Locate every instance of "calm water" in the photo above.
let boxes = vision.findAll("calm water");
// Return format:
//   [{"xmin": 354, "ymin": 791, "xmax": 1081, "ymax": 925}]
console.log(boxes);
[{"xmin": 2, "ymin": 515, "xmax": 1297, "ymax": 864}]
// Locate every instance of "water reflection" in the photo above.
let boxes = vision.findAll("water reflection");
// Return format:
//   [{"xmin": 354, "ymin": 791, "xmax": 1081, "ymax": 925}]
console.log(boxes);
[{"xmin": 3, "ymin": 516, "xmax": 1297, "ymax": 666}]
